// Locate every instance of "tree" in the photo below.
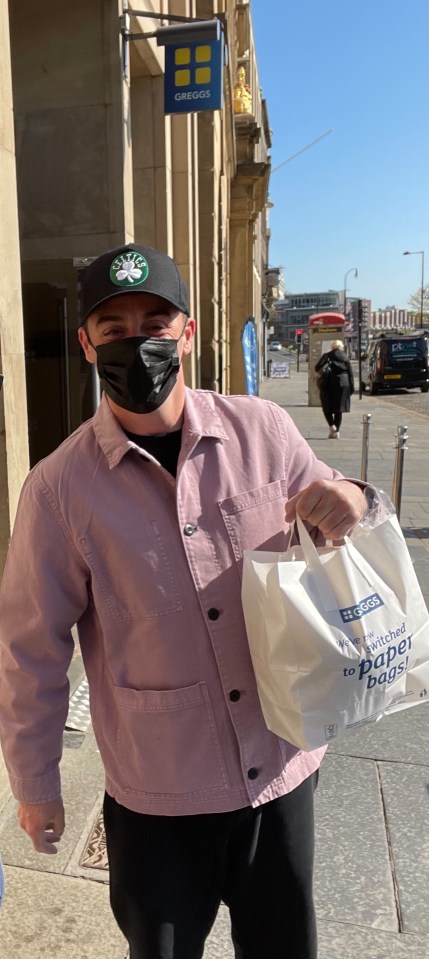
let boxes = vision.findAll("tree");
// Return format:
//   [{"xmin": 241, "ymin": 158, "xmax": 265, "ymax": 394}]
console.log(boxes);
[{"xmin": 408, "ymin": 283, "xmax": 429, "ymax": 323}]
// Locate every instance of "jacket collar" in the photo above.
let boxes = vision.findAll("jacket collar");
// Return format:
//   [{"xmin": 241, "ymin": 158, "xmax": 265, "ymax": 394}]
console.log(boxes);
[{"xmin": 92, "ymin": 389, "xmax": 228, "ymax": 469}]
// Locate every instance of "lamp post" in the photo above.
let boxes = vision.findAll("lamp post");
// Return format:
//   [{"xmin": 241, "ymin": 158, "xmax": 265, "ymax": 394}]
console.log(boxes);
[
  {"xmin": 343, "ymin": 268, "xmax": 358, "ymax": 355},
  {"xmin": 403, "ymin": 251, "xmax": 425, "ymax": 328}
]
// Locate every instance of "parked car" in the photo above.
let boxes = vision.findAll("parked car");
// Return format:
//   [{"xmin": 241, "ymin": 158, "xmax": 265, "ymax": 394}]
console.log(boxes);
[
  {"xmin": 361, "ymin": 333, "xmax": 429, "ymax": 394},
  {"xmin": 269, "ymin": 340, "xmax": 282, "ymax": 351}
]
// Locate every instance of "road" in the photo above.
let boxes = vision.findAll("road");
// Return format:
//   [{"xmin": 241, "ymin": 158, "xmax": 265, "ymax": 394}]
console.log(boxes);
[{"xmin": 366, "ymin": 388, "xmax": 429, "ymax": 418}]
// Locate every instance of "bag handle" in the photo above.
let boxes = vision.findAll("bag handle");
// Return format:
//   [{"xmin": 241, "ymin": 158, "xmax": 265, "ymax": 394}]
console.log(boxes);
[
  {"xmin": 295, "ymin": 515, "xmax": 376, "ymax": 607},
  {"xmin": 293, "ymin": 516, "xmax": 339, "ymax": 612},
  {"xmin": 295, "ymin": 516, "xmax": 371, "ymax": 575},
  {"xmin": 295, "ymin": 515, "xmax": 326, "ymax": 569}
]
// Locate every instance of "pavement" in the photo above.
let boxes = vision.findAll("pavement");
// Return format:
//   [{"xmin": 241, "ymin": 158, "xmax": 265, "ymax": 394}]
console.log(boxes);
[{"xmin": 1, "ymin": 364, "xmax": 428, "ymax": 959}]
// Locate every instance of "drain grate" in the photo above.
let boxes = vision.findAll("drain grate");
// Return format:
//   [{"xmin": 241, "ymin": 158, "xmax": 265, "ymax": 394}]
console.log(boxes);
[
  {"xmin": 80, "ymin": 808, "xmax": 109, "ymax": 871},
  {"xmin": 66, "ymin": 677, "xmax": 91, "ymax": 733}
]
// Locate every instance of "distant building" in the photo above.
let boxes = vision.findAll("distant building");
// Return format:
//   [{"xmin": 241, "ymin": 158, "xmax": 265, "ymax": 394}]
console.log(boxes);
[
  {"xmin": 262, "ymin": 266, "xmax": 285, "ymax": 374},
  {"xmin": 345, "ymin": 297, "xmax": 371, "ymax": 353},
  {"xmin": 263, "ymin": 267, "xmax": 286, "ymax": 314},
  {"xmin": 370, "ymin": 307, "xmax": 415, "ymax": 331},
  {"xmin": 274, "ymin": 291, "xmax": 341, "ymax": 344}
]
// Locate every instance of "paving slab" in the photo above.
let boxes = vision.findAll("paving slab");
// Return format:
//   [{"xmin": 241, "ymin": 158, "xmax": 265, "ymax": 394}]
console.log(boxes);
[
  {"xmin": 0, "ymin": 866, "xmax": 127, "ymax": 959},
  {"xmin": 0, "ymin": 756, "xmax": 11, "ymax": 815},
  {"xmin": 379, "ymin": 761, "xmax": 429, "ymax": 935},
  {"xmin": 329, "ymin": 702, "xmax": 429, "ymax": 765},
  {"xmin": 204, "ymin": 905, "xmax": 234, "ymax": 958},
  {"xmin": 68, "ymin": 627, "xmax": 85, "ymax": 696},
  {"xmin": 317, "ymin": 919, "xmax": 429, "ymax": 959},
  {"xmin": 313, "ymin": 754, "xmax": 397, "ymax": 931}
]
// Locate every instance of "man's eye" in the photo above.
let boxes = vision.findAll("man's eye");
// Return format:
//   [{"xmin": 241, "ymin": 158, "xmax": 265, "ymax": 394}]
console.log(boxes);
[{"xmin": 103, "ymin": 328, "xmax": 124, "ymax": 338}]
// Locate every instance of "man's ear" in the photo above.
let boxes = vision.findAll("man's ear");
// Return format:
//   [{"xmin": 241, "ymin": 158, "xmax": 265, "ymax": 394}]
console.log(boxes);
[
  {"xmin": 78, "ymin": 326, "xmax": 97, "ymax": 364},
  {"xmin": 182, "ymin": 317, "xmax": 195, "ymax": 355}
]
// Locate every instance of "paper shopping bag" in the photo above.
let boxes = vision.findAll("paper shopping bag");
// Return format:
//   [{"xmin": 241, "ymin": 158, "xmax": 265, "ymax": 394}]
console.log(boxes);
[{"xmin": 242, "ymin": 512, "xmax": 429, "ymax": 751}]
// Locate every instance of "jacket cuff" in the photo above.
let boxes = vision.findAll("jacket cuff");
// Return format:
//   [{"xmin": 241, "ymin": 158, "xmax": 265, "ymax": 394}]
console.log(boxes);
[{"xmin": 8, "ymin": 768, "xmax": 61, "ymax": 804}]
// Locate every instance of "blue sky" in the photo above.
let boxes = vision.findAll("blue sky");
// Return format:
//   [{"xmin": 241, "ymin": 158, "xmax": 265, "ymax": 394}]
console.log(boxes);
[{"xmin": 251, "ymin": 0, "xmax": 428, "ymax": 310}]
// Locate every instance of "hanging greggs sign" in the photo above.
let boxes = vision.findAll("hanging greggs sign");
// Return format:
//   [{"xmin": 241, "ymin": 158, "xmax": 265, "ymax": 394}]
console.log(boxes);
[{"xmin": 162, "ymin": 26, "xmax": 224, "ymax": 115}]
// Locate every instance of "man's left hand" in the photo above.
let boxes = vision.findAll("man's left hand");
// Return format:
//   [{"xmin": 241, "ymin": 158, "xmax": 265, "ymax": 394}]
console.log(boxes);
[{"xmin": 285, "ymin": 479, "xmax": 366, "ymax": 542}]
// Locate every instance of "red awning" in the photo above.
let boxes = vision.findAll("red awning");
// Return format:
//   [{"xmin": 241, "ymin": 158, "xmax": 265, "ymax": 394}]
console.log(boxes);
[{"xmin": 308, "ymin": 312, "xmax": 346, "ymax": 326}]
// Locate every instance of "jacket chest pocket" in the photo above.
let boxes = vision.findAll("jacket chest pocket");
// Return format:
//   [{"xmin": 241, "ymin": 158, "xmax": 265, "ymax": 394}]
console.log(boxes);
[
  {"xmin": 219, "ymin": 479, "xmax": 290, "ymax": 563},
  {"xmin": 81, "ymin": 519, "xmax": 182, "ymax": 622}
]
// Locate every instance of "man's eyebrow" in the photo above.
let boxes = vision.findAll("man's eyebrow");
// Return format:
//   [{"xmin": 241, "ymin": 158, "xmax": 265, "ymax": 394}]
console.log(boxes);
[
  {"xmin": 94, "ymin": 314, "xmax": 126, "ymax": 326},
  {"xmin": 94, "ymin": 307, "xmax": 177, "ymax": 326},
  {"xmin": 145, "ymin": 306, "xmax": 179, "ymax": 319}
]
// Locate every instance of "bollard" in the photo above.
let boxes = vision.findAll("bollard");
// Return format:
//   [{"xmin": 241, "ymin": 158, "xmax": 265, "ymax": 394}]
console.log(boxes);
[
  {"xmin": 360, "ymin": 413, "xmax": 372, "ymax": 482},
  {"xmin": 391, "ymin": 424, "xmax": 408, "ymax": 522}
]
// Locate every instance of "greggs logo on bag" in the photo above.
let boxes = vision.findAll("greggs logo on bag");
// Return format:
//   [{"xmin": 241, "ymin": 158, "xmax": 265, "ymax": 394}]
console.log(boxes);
[{"xmin": 339, "ymin": 592, "xmax": 384, "ymax": 623}]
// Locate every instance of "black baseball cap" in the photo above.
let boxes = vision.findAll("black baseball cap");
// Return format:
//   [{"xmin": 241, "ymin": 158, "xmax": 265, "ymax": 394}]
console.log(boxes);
[{"xmin": 79, "ymin": 243, "xmax": 190, "ymax": 325}]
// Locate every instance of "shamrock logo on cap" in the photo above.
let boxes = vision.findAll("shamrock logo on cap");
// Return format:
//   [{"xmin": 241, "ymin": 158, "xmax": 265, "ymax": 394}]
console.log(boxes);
[{"xmin": 110, "ymin": 251, "xmax": 149, "ymax": 288}]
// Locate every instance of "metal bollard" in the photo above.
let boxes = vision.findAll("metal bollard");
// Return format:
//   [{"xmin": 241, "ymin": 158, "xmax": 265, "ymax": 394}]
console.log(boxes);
[
  {"xmin": 391, "ymin": 424, "xmax": 408, "ymax": 522},
  {"xmin": 360, "ymin": 413, "xmax": 372, "ymax": 482}
]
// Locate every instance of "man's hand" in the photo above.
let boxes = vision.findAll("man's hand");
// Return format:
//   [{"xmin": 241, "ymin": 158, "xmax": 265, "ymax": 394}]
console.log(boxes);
[
  {"xmin": 285, "ymin": 479, "xmax": 366, "ymax": 542},
  {"xmin": 17, "ymin": 797, "xmax": 65, "ymax": 854}
]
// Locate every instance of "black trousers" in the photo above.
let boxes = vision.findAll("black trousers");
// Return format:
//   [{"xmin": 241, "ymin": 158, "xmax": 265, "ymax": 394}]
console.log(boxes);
[
  {"xmin": 103, "ymin": 773, "xmax": 318, "ymax": 959},
  {"xmin": 321, "ymin": 404, "xmax": 342, "ymax": 431}
]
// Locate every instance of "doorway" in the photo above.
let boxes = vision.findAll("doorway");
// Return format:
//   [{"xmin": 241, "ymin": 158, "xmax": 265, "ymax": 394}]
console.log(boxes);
[{"xmin": 21, "ymin": 260, "xmax": 93, "ymax": 466}]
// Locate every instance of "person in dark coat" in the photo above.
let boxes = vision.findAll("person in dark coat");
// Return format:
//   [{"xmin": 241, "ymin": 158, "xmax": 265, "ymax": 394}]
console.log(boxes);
[{"xmin": 315, "ymin": 339, "xmax": 354, "ymax": 438}]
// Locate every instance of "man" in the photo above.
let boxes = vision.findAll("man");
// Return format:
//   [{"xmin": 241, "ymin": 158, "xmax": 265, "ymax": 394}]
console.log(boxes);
[{"xmin": 0, "ymin": 244, "xmax": 365, "ymax": 959}]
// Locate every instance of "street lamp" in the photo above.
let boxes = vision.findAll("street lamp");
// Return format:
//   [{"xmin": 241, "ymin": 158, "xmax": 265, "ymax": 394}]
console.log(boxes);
[
  {"xmin": 343, "ymin": 268, "xmax": 358, "ymax": 354},
  {"xmin": 403, "ymin": 251, "xmax": 425, "ymax": 328}
]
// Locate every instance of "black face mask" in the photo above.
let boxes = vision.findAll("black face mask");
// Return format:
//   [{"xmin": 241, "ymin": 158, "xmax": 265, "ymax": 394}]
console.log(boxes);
[{"xmin": 95, "ymin": 333, "xmax": 184, "ymax": 414}]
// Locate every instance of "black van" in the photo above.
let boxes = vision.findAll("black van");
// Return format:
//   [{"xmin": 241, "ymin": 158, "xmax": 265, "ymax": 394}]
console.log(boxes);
[{"xmin": 361, "ymin": 333, "xmax": 429, "ymax": 394}]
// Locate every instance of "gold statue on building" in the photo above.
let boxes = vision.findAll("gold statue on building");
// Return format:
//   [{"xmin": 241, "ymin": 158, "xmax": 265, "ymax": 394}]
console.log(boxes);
[{"xmin": 233, "ymin": 65, "xmax": 252, "ymax": 115}]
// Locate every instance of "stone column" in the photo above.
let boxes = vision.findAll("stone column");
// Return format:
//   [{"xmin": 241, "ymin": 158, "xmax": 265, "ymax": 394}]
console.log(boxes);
[
  {"xmin": 132, "ymin": 75, "xmax": 172, "ymax": 253},
  {"xmin": 0, "ymin": 0, "xmax": 30, "ymax": 567},
  {"xmin": 171, "ymin": 111, "xmax": 199, "ymax": 386},
  {"xmin": 197, "ymin": 111, "xmax": 220, "ymax": 391},
  {"xmin": 230, "ymin": 159, "xmax": 270, "ymax": 395},
  {"xmin": 10, "ymin": 0, "xmax": 133, "ymax": 260},
  {"xmin": 229, "ymin": 186, "xmax": 254, "ymax": 395}
]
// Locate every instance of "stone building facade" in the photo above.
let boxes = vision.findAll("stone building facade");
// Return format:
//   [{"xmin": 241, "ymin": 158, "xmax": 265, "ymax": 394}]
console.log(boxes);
[{"xmin": 0, "ymin": 0, "xmax": 271, "ymax": 565}]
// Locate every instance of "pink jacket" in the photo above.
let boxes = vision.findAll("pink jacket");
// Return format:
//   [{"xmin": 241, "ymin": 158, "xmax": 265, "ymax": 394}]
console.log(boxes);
[{"xmin": 0, "ymin": 390, "xmax": 345, "ymax": 815}]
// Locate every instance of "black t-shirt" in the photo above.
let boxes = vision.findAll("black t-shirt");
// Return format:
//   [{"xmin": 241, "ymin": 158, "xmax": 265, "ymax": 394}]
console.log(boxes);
[{"xmin": 125, "ymin": 429, "xmax": 182, "ymax": 478}]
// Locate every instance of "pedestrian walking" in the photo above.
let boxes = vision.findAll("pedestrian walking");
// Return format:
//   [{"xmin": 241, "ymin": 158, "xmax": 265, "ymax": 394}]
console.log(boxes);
[
  {"xmin": 315, "ymin": 339, "xmax": 355, "ymax": 438},
  {"xmin": 0, "ymin": 244, "xmax": 367, "ymax": 959}
]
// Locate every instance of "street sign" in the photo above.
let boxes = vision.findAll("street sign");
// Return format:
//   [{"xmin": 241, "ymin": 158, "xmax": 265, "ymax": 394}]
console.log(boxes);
[
  {"xmin": 164, "ymin": 33, "xmax": 224, "ymax": 114},
  {"xmin": 270, "ymin": 361, "xmax": 290, "ymax": 378}
]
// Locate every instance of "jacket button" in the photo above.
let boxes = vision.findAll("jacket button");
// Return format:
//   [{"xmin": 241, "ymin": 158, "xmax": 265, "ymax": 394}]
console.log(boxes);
[
  {"xmin": 229, "ymin": 689, "xmax": 241, "ymax": 702},
  {"xmin": 247, "ymin": 767, "xmax": 259, "ymax": 780},
  {"xmin": 207, "ymin": 607, "xmax": 220, "ymax": 621},
  {"xmin": 183, "ymin": 523, "xmax": 196, "ymax": 536}
]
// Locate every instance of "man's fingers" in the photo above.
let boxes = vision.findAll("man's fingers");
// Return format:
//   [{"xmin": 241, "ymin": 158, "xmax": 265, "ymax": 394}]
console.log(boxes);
[
  {"xmin": 285, "ymin": 480, "xmax": 366, "ymax": 541},
  {"xmin": 32, "ymin": 830, "xmax": 61, "ymax": 854},
  {"xmin": 17, "ymin": 798, "xmax": 65, "ymax": 855}
]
